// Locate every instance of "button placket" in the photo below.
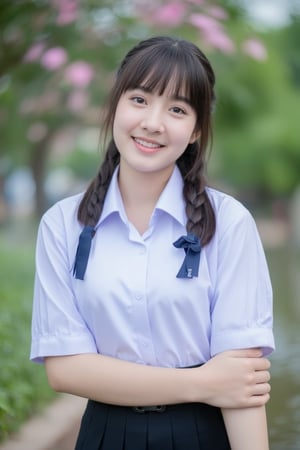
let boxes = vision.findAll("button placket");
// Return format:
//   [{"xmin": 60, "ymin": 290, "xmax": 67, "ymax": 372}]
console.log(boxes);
[
  {"xmin": 135, "ymin": 291, "xmax": 143, "ymax": 301},
  {"xmin": 131, "ymin": 243, "xmax": 156, "ymax": 363}
]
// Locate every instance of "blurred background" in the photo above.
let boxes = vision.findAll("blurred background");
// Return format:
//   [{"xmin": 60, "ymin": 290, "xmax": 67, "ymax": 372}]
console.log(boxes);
[{"xmin": 0, "ymin": 0, "xmax": 299, "ymax": 448}]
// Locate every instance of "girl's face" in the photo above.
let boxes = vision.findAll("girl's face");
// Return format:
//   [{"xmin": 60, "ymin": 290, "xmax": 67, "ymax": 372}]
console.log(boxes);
[{"xmin": 113, "ymin": 84, "xmax": 199, "ymax": 178}]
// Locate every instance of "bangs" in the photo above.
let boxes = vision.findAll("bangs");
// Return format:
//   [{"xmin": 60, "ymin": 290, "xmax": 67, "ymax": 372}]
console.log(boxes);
[
  {"xmin": 126, "ymin": 60, "xmax": 188, "ymax": 98},
  {"xmin": 104, "ymin": 37, "xmax": 215, "ymax": 138},
  {"xmin": 117, "ymin": 44, "xmax": 206, "ymax": 111}
]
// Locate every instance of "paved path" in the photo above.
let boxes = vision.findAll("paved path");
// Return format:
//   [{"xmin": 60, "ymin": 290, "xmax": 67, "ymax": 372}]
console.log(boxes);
[{"xmin": 0, "ymin": 395, "xmax": 86, "ymax": 450}]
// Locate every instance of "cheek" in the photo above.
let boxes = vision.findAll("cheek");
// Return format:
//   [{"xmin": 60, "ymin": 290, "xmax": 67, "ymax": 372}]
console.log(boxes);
[
  {"xmin": 188, "ymin": 123, "xmax": 199, "ymax": 144},
  {"xmin": 113, "ymin": 109, "xmax": 127, "ymax": 138},
  {"xmin": 114, "ymin": 105, "xmax": 137, "ymax": 135},
  {"xmin": 175, "ymin": 124, "xmax": 197, "ymax": 148}
]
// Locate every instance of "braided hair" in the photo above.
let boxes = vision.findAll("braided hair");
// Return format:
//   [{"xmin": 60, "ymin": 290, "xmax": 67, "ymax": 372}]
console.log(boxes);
[{"xmin": 78, "ymin": 36, "xmax": 216, "ymax": 245}]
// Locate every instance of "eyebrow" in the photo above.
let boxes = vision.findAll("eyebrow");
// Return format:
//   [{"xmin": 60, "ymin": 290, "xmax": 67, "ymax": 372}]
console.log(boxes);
[{"xmin": 135, "ymin": 85, "xmax": 192, "ymax": 106}]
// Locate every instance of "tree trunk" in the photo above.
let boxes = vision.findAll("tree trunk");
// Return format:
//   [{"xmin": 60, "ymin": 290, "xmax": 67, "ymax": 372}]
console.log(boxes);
[{"xmin": 29, "ymin": 132, "xmax": 55, "ymax": 218}]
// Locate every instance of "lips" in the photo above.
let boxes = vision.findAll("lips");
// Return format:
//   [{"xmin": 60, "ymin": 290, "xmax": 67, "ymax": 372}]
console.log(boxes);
[
  {"xmin": 133, "ymin": 137, "xmax": 163, "ymax": 149},
  {"xmin": 132, "ymin": 137, "xmax": 165, "ymax": 154}
]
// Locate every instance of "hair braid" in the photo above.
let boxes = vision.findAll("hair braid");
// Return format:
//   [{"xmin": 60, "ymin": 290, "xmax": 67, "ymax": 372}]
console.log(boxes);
[
  {"xmin": 183, "ymin": 178, "xmax": 215, "ymax": 246},
  {"xmin": 77, "ymin": 142, "xmax": 120, "ymax": 227},
  {"xmin": 178, "ymin": 141, "xmax": 216, "ymax": 246}
]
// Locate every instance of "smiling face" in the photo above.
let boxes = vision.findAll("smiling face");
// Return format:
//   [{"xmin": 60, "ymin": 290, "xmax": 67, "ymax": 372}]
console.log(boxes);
[
  {"xmin": 103, "ymin": 37, "xmax": 215, "ymax": 181},
  {"xmin": 113, "ymin": 82, "xmax": 198, "ymax": 178}
]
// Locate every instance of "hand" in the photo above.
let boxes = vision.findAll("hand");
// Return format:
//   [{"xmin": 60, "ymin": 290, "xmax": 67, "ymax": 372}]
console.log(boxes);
[{"xmin": 196, "ymin": 349, "xmax": 271, "ymax": 408}]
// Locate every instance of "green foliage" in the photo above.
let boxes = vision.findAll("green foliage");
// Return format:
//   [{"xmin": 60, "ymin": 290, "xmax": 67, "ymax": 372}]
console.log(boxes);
[
  {"xmin": 0, "ymin": 223, "xmax": 55, "ymax": 442},
  {"xmin": 279, "ymin": 15, "xmax": 300, "ymax": 88},
  {"xmin": 211, "ymin": 24, "xmax": 300, "ymax": 198},
  {"xmin": 0, "ymin": 1, "xmax": 50, "ymax": 74},
  {"xmin": 0, "ymin": 0, "xmax": 144, "ymax": 187},
  {"xmin": 0, "ymin": 0, "xmax": 300, "ymax": 214}
]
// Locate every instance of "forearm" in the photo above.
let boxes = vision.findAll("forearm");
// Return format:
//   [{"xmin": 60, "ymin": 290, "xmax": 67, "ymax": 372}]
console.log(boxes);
[
  {"xmin": 45, "ymin": 349, "xmax": 271, "ymax": 408},
  {"xmin": 45, "ymin": 353, "xmax": 195, "ymax": 406},
  {"xmin": 222, "ymin": 406, "xmax": 269, "ymax": 450}
]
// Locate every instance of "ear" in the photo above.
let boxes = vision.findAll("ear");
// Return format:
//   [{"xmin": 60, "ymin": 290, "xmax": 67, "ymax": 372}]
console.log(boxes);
[{"xmin": 189, "ymin": 129, "xmax": 201, "ymax": 144}]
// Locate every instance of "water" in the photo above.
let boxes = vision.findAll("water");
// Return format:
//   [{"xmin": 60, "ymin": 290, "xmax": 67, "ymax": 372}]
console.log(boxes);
[{"xmin": 267, "ymin": 247, "xmax": 300, "ymax": 450}]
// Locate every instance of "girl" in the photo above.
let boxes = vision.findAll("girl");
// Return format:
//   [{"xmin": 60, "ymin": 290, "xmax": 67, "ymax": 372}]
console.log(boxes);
[{"xmin": 30, "ymin": 36, "xmax": 274, "ymax": 449}]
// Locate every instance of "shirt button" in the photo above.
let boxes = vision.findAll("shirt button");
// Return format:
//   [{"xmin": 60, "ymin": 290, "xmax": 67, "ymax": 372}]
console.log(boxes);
[
  {"xmin": 139, "ymin": 247, "xmax": 146, "ymax": 255},
  {"xmin": 135, "ymin": 292, "xmax": 143, "ymax": 301}
]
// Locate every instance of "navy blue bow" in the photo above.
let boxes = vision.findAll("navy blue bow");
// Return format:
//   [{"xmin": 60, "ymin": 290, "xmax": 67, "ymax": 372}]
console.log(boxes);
[
  {"xmin": 173, "ymin": 233, "xmax": 201, "ymax": 278},
  {"xmin": 73, "ymin": 225, "xmax": 95, "ymax": 280}
]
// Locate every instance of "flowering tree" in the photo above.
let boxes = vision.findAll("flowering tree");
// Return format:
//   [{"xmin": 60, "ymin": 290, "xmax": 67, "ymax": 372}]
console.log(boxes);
[
  {"xmin": 0, "ymin": 0, "xmax": 268, "ymax": 218},
  {"xmin": 133, "ymin": 0, "xmax": 267, "ymax": 59}
]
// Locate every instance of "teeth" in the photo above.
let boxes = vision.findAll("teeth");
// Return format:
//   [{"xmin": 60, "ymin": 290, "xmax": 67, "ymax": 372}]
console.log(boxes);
[{"xmin": 134, "ymin": 138, "xmax": 161, "ymax": 148}]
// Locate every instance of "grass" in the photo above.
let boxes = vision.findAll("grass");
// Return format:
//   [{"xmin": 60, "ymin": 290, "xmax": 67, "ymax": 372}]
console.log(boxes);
[{"xmin": 0, "ymin": 220, "xmax": 56, "ymax": 442}]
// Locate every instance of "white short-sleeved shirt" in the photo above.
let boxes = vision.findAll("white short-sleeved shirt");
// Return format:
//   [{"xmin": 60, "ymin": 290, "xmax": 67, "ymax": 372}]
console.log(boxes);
[{"xmin": 30, "ymin": 165, "xmax": 275, "ymax": 366}]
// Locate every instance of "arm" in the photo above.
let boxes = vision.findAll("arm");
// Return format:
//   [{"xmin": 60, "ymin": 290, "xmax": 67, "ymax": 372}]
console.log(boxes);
[
  {"xmin": 222, "ymin": 406, "xmax": 269, "ymax": 450},
  {"xmin": 220, "ymin": 349, "xmax": 271, "ymax": 450},
  {"xmin": 45, "ymin": 348, "xmax": 270, "ymax": 408}
]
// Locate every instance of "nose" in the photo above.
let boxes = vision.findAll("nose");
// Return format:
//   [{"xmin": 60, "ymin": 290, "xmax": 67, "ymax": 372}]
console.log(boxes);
[{"xmin": 140, "ymin": 106, "xmax": 165, "ymax": 133}]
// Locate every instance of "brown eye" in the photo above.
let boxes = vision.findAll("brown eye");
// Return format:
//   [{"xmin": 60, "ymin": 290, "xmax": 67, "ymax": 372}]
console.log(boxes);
[
  {"xmin": 131, "ymin": 96, "xmax": 145, "ymax": 104},
  {"xmin": 171, "ymin": 106, "xmax": 186, "ymax": 114}
]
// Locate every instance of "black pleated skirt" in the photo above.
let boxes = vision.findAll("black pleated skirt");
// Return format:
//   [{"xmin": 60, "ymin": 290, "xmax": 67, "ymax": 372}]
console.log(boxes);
[{"xmin": 74, "ymin": 400, "xmax": 231, "ymax": 450}]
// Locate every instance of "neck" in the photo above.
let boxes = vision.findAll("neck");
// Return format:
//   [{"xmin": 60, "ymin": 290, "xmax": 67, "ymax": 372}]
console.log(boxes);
[
  {"xmin": 118, "ymin": 163, "xmax": 175, "ymax": 234},
  {"xmin": 119, "ymin": 164, "xmax": 174, "ymax": 206}
]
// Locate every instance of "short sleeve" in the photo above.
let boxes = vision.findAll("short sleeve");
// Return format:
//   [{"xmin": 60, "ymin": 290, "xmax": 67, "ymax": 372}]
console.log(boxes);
[
  {"xmin": 30, "ymin": 203, "xmax": 97, "ymax": 363},
  {"xmin": 210, "ymin": 206, "xmax": 275, "ymax": 357}
]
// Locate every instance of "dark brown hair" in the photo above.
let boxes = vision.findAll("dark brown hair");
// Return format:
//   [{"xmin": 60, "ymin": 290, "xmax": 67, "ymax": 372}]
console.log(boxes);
[{"xmin": 78, "ymin": 35, "xmax": 216, "ymax": 245}]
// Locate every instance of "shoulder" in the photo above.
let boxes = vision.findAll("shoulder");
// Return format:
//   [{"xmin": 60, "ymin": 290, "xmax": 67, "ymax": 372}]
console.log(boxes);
[
  {"xmin": 206, "ymin": 187, "xmax": 249, "ymax": 215},
  {"xmin": 206, "ymin": 187, "xmax": 255, "ymax": 237},
  {"xmin": 205, "ymin": 188, "xmax": 267, "ymax": 272},
  {"xmin": 39, "ymin": 192, "xmax": 84, "ymax": 235}
]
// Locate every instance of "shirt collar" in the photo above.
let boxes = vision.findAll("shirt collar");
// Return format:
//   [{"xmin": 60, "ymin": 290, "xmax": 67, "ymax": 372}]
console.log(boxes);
[
  {"xmin": 154, "ymin": 165, "xmax": 185, "ymax": 226},
  {"xmin": 96, "ymin": 165, "xmax": 186, "ymax": 229},
  {"xmin": 96, "ymin": 166, "xmax": 126, "ymax": 228}
]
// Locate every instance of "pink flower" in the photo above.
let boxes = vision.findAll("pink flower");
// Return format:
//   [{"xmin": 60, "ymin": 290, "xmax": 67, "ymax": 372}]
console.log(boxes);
[
  {"xmin": 24, "ymin": 42, "xmax": 45, "ymax": 62},
  {"xmin": 189, "ymin": 13, "xmax": 220, "ymax": 33},
  {"xmin": 41, "ymin": 47, "xmax": 68, "ymax": 70},
  {"xmin": 206, "ymin": 6, "xmax": 228, "ymax": 20},
  {"xmin": 57, "ymin": 9, "xmax": 78, "ymax": 25},
  {"xmin": 189, "ymin": 13, "xmax": 235, "ymax": 53},
  {"xmin": 64, "ymin": 61, "xmax": 95, "ymax": 87},
  {"xmin": 153, "ymin": 2, "xmax": 186, "ymax": 26},
  {"xmin": 204, "ymin": 30, "xmax": 235, "ymax": 53},
  {"xmin": 242, "ymin": 39, "xmax": 267, "ymax": 61},
  {"xmin": 52, "ymin": 0, "xmax": 79, "ymax": 25}
]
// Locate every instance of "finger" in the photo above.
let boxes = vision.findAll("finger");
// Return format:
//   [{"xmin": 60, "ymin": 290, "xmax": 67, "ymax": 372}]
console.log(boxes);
[
  {"xmin": 255, "ymin": 370, "xmax": 271, "ymax": 384},
  {"xmin": 248, "ymin": 392, "xmax": 270, "ymax": 407},
  {"xmin": 253, "ymin": 358, "xmax": 271, "ymax": 371},
  {"xmin": 252, "ymin": 382, "xmax": 271, "ymax": 396}
]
